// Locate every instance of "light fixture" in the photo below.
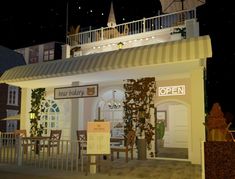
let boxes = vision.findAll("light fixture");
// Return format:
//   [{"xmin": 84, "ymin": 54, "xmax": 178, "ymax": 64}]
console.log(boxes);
[
  {"xmin": 29, "ymin": 112, "xmax": 35, "ymax": 119},
  {"xmin": 107, "ymin": 90, "xmax": 122, "ymax": 109},
  {"xmin": 117, "ymin": 42, "xmax": 124, "ymax": 49}
]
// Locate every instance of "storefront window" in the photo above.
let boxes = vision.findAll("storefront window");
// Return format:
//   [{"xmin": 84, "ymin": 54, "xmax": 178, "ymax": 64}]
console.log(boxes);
[
  {"xmin": 98, "ymin": 89, "xmax": 124, "ymax": 137},
  {"xmin": 40, "ymin": 99, "xmax": 60, "ymax": 135}
]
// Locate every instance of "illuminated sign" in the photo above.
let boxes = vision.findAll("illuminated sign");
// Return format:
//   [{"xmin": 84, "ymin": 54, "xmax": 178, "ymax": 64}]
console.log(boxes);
[{"xmin": 158, "ymin": 85, "xmax": 185, "ymax": 96}]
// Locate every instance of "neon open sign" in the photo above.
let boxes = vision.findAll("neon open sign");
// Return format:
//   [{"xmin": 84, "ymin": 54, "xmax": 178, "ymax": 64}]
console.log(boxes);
[{"xmin": 158, "ymin": 85, "xmax": 185, "ymax": 96}]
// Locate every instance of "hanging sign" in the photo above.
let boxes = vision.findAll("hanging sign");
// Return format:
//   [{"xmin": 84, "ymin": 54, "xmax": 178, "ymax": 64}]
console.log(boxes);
[{"xmin": 54, "ymin": 84, "xmax": 98, "ymax": 99}]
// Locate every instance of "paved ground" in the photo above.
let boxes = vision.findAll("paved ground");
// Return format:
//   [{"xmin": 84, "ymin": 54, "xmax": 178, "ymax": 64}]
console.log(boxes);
[{"xmin": 0, "ymin": 158, "xmax": 202, "ymax": 179}]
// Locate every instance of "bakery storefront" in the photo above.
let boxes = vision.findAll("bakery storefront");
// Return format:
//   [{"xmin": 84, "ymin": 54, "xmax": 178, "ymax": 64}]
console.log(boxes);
[{"xmin": 0, "ymin": 35, "xmax": 212, "ymax": 165}]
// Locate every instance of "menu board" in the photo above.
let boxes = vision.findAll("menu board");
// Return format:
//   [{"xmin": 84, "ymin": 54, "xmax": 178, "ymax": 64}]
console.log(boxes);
[{"xmin": 87, "ymin": 121, "xmax": 110, "ymax": 154}]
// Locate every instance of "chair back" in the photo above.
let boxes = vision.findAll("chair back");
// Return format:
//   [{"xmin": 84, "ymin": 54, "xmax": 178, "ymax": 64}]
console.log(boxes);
[
  {"xmin": 76, "ymin": 130, "xmax": 87, "ymax": 141},
  {"xmin": 125, "ymin": 130, "xmax": 136, "ymax": 148},
  {"xmin": 14, "ymin": 129, "xmax": 27, "ymax": 137},
  {"xmin": 49, "ymin": 130, "xmax": 62, "ymax": 141}
]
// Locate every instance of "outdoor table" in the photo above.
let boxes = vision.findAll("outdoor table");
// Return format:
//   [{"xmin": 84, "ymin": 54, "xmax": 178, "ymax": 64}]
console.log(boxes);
[
  {"xmin": 22, "ymin": 136, "xmax": 50, "ymax": 154},
  {"xmin": 110, "ymin": 136, "xmax": 124, "ymax": 146}
]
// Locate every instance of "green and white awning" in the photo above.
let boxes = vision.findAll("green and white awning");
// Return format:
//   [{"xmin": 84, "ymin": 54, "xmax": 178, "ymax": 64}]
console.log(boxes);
[{"xmin": 0, "ymin": 35, "xmax": 212, "ymax": 88}]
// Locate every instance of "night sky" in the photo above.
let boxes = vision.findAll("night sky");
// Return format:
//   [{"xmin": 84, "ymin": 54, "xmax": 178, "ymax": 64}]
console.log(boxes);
[
  {"xmin": 0, "ymin": 0, "xmax": 161, "ymax": 49},
  {"xmin": 0, "ymin": 0, "xmax": 235, "ymax": 120}
]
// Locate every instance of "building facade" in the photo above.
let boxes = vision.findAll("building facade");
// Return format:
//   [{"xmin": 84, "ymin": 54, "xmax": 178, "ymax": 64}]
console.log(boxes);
[{"xmin": 0, "ymin": 9, "xmax": 212, "ymax": 165}]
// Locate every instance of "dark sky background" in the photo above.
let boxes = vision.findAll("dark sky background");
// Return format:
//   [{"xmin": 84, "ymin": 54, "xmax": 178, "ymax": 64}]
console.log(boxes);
[{"xmin": 0, "ymin": 0, "xmax": 235, "ymax": 122}]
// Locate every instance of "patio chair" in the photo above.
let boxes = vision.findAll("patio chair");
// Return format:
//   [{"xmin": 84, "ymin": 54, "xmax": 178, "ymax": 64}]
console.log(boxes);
[
  {"xmin": 111, "ymin": 130, "xmax": 136, "ymax": 162},
  {"xmin": 14, "ymin": 129, "xmax": 27, "ymax": 137},
  {"xmin": 14, "ymin": 129, "xmax": 29, "ymax": 154},
  {"xmin": 43, "ymin": 130, "xmax": 62, "ymax": 155},
  {"xmin": 76, "ymin": 130, "xmax": 87, "ymax": 158}
]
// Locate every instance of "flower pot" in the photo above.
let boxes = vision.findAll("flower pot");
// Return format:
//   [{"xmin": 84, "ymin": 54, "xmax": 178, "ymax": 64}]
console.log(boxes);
[
  {"xmin": 170, "ymin": 33, "xmax": 182, "ymax": 41},
  {"xmin": 157, "ymin": 139, "xmax": 164, "ymax": 148}
]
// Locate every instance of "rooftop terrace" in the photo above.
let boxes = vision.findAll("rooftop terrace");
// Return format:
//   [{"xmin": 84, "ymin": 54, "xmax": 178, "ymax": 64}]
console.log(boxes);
[{"xmin": 66, "ymin": 9, "xmax": 198, "ymax": 56}]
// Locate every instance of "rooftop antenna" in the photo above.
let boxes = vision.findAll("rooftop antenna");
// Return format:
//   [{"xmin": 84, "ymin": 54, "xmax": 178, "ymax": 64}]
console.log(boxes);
[{"xmin": 65, "ymin": 0, "xmax": 69, "ymax": 43}]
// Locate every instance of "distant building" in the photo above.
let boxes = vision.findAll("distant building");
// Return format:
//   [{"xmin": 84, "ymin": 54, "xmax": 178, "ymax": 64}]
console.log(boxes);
[
  {"xmin": 0, "ymin": 41, "xmax": 65, "ymax": 132},
  {"xmin": 0, "ymin": 45, "xmax": 25, "ymax": 132},
  {"xmin": 15, "ymin": 41, "xmax": 64, "ymax": 64}
]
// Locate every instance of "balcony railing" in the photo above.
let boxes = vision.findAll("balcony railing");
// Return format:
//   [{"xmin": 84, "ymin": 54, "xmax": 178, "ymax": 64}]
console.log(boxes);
[{"xmin": 67, "ymin": 9, "xmax": 196, "ymax": 46}]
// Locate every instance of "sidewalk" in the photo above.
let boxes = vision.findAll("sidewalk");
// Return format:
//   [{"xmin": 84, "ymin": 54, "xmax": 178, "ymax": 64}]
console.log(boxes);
[
  {"xmin": 0, "ymin": 164, "xmax": 121, "ymax": 179},
  {"xmin": 0, "ymin": 159, "xmax": 202, "ymax": 179}
]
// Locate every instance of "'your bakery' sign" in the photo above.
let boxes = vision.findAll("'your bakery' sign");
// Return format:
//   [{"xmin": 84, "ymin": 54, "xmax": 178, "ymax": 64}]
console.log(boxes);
[{"xmin": 54, "ymin": 84, "xmax": 98, "ymax": 99}]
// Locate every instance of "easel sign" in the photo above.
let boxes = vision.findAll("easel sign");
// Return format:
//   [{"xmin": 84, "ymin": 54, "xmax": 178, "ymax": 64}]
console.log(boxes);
[{"xmin": 87, "ymin": 121, "xmax": 110, "ymax": 154}]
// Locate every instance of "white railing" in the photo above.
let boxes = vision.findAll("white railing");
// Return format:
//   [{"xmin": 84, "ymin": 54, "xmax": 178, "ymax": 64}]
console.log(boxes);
[
  {"xmin": 0, "ymin": 132, "xmax": 17, "ymax": 164},
  {"xmin": 0, "ymin": 132, "xmax": 87, "ymax": 172},
  {"xmin": 67, "ymin": 9, "xmax": 196, "ymax": 46}
]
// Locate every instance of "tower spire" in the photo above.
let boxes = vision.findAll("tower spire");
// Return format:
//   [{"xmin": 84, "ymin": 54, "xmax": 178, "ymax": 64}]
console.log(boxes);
[{"xmin": 107, "ymin": 1, "xmax": 116, "ymax": 28}]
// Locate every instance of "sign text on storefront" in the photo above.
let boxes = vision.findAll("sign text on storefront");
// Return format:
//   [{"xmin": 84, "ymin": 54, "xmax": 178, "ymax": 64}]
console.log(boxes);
[
  {"xmin": 158, "ymin": 85, "xmax": 185, "ymax": 96},
  {"xmin": 54, "ymin": 84, "xmax": 98, "ymax": 99}
]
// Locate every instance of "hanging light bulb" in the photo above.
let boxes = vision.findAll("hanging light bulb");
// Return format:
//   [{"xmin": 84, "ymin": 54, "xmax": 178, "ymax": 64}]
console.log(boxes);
[{"xmin": 107, "ymin": 90, "xmax": 122, "ymax": 109}]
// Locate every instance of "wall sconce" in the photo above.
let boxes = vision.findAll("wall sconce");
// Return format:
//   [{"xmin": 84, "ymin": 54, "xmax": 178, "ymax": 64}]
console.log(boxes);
[
  {"xmin": 117, "ymin": 42, "xmax": 124, "ymax": 49},
  {"xmin": 29, "ymin": 112, "xmax": 35, "ymax": 119}
]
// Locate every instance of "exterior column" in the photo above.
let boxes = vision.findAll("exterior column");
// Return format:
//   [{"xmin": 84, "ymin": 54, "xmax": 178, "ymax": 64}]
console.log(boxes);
[
  {"xmin": 190, "ymin": 67, "xmax": 206, "ymax": 164},
  {"xmin": 20, "ymin": 88, "xmax": 31, "ymax": 135},
  {"xmin": 70, "ymin": 81, "xmax": 80, "ymax": 142}
]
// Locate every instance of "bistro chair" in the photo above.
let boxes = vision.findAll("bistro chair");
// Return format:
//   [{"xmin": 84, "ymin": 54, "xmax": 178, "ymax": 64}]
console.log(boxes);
[
  {"xmin": 14, "ymin": 129, "xmax": 27, "ymax": 138},
  {"xmin": 14, "ymin": 129, "xmax": 29, "ymax": 154},
  {"xmin": 76, "ymin": 130, "xmax": 87, "ymax": 158},
  {"xmin": 110, "ymin": 130, "xmax": 136, "ymax": 162},
  {"xmin": 42, "ymin": 129, "xmax": 62, "ymax": 155}
]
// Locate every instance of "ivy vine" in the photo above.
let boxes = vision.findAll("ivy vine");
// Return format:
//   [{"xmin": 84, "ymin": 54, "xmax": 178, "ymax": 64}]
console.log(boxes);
[
  {"xmin": 123, "ymin": 77, "xmax": 156, "ymax": 149},
  {"xmin": 30, "ymin": 88, "xmax": 46, "ymax": 137}
]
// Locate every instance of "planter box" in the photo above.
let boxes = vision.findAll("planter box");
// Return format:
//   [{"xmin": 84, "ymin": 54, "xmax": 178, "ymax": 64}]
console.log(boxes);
[{"xmin": 204, "ymin": 141, "xmax": 235, "ymax": 179}]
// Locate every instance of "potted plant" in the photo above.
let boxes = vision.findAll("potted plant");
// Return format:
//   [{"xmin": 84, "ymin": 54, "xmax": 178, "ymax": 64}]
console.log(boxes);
[
  {"xmin": 170, "ymin": 27, "xmax": 186, "ymax": 40},
  {"xmin": 156, "ymin": 120, "xmax": 165, "ymax": 149},
  {"xmin": 203, "ymin": 102, "xmax": 235, "ymax": 179},
  {"xmin": 204, "ymin": 102, "xmax": 231, "ymax": 141}
]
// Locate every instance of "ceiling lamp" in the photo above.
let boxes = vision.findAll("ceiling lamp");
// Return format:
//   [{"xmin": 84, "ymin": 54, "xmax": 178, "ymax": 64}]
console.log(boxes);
[{"xmin": 107, "ymin": 90, "xmax": 122, "ymax": 109}]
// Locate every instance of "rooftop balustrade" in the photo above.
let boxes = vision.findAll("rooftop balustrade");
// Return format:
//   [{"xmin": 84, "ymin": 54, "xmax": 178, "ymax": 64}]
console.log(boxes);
[{"xmin": 67, "ymin": 9, "xmax": 196, "ymax": 47}]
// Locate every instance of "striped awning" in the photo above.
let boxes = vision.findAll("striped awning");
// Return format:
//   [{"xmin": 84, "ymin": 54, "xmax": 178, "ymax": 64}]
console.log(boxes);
[{"xmin": 0, "ymin": 35, "xmax": 212, "ymax": 86}]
